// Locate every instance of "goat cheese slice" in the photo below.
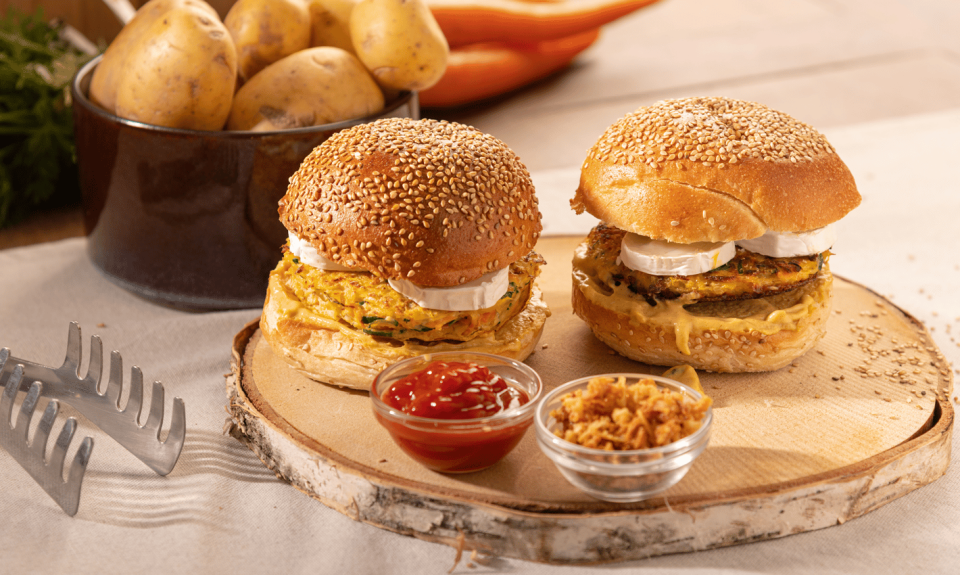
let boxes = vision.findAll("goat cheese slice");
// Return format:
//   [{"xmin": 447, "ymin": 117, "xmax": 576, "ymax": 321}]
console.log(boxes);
[
  {"xmin": 388, "ymin": 267, "xmax": 510, "ymax": 311},
  {"xmin": 736, "ymin": 225, "xmax": 836, "ymax": 258},
  {"xmin": 618, "ymin": 233, "xmax": 736, "ymax": 276},
  {"xmin": 288, "ymin": 231, "xmax": 360, "ymax": 271}
]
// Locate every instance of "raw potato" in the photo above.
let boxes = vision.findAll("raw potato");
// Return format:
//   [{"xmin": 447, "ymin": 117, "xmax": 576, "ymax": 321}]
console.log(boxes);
[
  {"xmin": 350, "ymin": 0, "xmax": 449, "ymax": 91},
  {"xmin": 224, "ymin": 0, "xmax": 312, "ymax": 82},
  {"xmin": 307, "ymin": 0, "xmax": 356, "ymax": 54},
  {"xmin": 227, "ymin": 47, "xmax": 384, "ymax": 131},
  {"xmin": 88, "ymin": 0, "xmax": 219, "ymax": 113},
  {"xmin": 115, "ymin": 6, "xmax": 238, "ymax": 131}
]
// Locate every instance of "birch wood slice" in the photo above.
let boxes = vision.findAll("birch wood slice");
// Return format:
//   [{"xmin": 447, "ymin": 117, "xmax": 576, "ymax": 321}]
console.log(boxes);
[{"xmin": 225, "ymin": 236, "xmax": 954, "ymax": 564}]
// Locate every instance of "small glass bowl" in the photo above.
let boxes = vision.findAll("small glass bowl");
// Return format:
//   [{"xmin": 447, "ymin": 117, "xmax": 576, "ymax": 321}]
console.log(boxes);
[
  {"xmin": 535, "ymin": 373, "xmax": 712, "ymax": 502},
  {"xmin": 371, "ymin": 352, "xmax": 543, "ymax": 474}
]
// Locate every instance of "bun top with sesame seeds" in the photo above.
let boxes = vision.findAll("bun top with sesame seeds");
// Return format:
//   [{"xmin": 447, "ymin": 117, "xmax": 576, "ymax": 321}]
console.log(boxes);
[
  {"xmin": 571, "ymin": 97, "xmax": 861, "ymax": 244},
  {"xmin": 279, "ymin": 118, "xmax": 542, "ymax": 287}
]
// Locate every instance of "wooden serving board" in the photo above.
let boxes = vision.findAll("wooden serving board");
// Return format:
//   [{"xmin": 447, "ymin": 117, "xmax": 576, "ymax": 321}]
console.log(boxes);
[{"xmin": 225, "ymin": 236, "xmax": 954, "ymax": 564}]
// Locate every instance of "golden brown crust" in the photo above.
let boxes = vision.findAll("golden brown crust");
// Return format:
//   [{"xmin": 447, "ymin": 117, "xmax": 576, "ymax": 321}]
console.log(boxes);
[
  {"xmin": 260, "ymin": 271, "xmax": 551, "ymax": 390},
  {"xmin": 572, "ymin": 97, "xmax": 861, "ymax": 243},
  {"xmin": 278, "ymin": 118, "xmax": 542, "ymax": 287}
]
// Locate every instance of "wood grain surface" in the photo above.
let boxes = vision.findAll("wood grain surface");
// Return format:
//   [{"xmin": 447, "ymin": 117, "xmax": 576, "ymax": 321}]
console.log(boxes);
[{"xmin": 225, "ymin": 236, "xmax": 954, "ymax": 563}]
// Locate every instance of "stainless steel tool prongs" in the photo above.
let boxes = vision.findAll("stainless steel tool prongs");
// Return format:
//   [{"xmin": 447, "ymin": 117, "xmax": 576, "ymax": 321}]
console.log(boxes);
[
  {"xmin": 0, "ymin": 364, "xmax": 92, "ymax": 516},
  {"xmin": 0, "ymin": 322, "xmax": 186, "ymax": 476}
]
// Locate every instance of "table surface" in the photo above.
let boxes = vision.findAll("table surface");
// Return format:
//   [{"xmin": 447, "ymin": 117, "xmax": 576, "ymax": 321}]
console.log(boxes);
[{"xmin": 2, "ymin": 1, "xmax": 959, "ymax": 573}]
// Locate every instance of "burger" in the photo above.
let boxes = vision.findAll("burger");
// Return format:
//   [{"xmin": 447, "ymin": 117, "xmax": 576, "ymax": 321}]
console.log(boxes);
[
  {"xmin": 570, "ymin": 97, "xmax": 861, "ymax": 372},
  {"xmin": 261, "ymin": 118, "xmax": 550, "ymax": 389}
]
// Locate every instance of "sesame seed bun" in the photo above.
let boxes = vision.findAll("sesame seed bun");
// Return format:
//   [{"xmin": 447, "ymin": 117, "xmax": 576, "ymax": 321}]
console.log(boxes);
[
  {"xmin": 570, "ymin": 97, "xmax": 859, "ymax": 372},
  {"xmin": 571, "ymin": 97, "xmax": 861, "ymax": 243},
  {"xmin": 279, "ymin": 117, "xmax": 542, "ymax": 286},
  {"xmin": 264, "ymin": 118, "xmax": 549, "ymax": 388}
]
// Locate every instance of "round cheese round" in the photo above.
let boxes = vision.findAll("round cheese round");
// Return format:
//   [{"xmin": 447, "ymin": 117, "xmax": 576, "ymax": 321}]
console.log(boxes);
[
  {"xmin": 288, "ymin": 231, "xmax": 360, "ymax": 272},
  {"xmin": 618, "ymin": 233, "xmax": 736, "ymax": 276},
  {"xmin": 387, "ymin": 267, "xmax": 510, "ymax": 311},
  {"xmin": 736, "ymin": 225, "xmax": 836, "ymax": 258}
]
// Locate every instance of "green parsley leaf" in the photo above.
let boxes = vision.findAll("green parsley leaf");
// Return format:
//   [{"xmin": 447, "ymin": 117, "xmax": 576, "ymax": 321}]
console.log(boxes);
[{"xmin": 0, "ymin": 8, "xmax": 96, "ymax": 227}]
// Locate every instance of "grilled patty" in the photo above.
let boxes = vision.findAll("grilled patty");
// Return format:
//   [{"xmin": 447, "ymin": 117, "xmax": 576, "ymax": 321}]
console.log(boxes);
[
  {"xmin": 274, "ymin": 248, "xmax": 543, "ymax": 341},
  {"xmin": 583, "ymin": 224, "xmax": 826, "ymax": 302}
]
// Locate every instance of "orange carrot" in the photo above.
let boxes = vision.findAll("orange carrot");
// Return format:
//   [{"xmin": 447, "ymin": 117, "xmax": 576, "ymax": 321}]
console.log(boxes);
[
  {"xmin": 418, "ymin": 28, "xmax": 600, "ymax": 108},
  {"xmin": 427, "ymin": 0, "xmax": 661, "ymax": 48}
]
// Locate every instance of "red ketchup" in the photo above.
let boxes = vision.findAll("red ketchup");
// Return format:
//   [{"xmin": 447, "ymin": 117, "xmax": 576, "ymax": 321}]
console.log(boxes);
[
  {"xmin": 382, "ymin": 361, "xmax": 529, "ymax": 419},
  {"xmin": 376, "ymin": 360, "xmax": 533, "ymax": 473}
]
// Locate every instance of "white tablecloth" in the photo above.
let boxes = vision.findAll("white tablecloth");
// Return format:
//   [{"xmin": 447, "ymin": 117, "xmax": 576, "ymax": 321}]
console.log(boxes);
[{"xmin": 1, "ymin": 110, "xmax": 958, "ymax": 574}]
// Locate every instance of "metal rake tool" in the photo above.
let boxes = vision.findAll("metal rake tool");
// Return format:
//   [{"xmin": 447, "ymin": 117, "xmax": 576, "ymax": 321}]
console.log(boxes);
[
  {"xmin": 0, "ymin": 364, "xmax": 92, "ymax": 516},
  {"xmin": 0, "ymin": 322, "xmax": 186, "ymax": 477}
]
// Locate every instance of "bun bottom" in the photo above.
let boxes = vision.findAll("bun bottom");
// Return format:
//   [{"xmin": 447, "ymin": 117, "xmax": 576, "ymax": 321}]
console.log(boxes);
[
  {"xmin": 572, "ymin": 256, "xmax": 832, "ymax": 373},
  {"xmin": 260, "ymin": 274, "xmax": 550, "ymax": 390}
]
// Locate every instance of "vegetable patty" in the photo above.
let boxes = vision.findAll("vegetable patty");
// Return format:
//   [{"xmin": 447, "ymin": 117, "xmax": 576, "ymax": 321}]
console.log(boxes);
[
  {"xmin": 583, "ymin": 224, "xmax": 826, "ymax": 302},
  {"xmin": 274, "ymin": 248, "xmax": 543, "ymax": 341}
]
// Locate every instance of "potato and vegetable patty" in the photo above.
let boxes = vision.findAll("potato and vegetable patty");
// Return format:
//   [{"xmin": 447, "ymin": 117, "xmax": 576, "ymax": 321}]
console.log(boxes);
[
  {"xmin": 273, "ymin": 248, "xmax": 543, "ymax": 341},
  {"xmin": 583, "ymin": 224, "xmax": 826, "ymax": 302}
]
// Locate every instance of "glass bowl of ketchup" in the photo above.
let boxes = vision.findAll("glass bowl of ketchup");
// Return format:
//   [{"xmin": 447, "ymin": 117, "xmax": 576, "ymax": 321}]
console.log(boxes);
[{"xmin": 370, "ymin": 352, "xmax": 543, "ymax": 474}]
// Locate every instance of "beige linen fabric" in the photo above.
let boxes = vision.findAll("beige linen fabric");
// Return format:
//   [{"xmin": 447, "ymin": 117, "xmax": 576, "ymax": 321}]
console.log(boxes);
[{"xmin": 1, "ymin": 111, "xmax": 959, "ymax": 574}]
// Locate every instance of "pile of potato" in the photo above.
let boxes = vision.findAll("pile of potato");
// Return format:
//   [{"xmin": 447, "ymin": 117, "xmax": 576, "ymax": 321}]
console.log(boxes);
[{"xmin": 89, "ymin": 0, "xmax": 448, "ymax": 131}]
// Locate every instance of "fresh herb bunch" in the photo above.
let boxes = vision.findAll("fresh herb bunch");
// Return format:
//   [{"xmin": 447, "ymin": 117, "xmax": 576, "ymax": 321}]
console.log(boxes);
[{"xmin": 0, "ymin": 9, "xmax": 95, "ymax": 228}]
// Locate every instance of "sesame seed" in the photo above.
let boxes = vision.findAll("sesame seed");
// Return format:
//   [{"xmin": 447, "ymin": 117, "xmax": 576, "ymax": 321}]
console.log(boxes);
[{"xmin": 276, "ymin": 118, "xmax": 542, "ymax": 282}]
